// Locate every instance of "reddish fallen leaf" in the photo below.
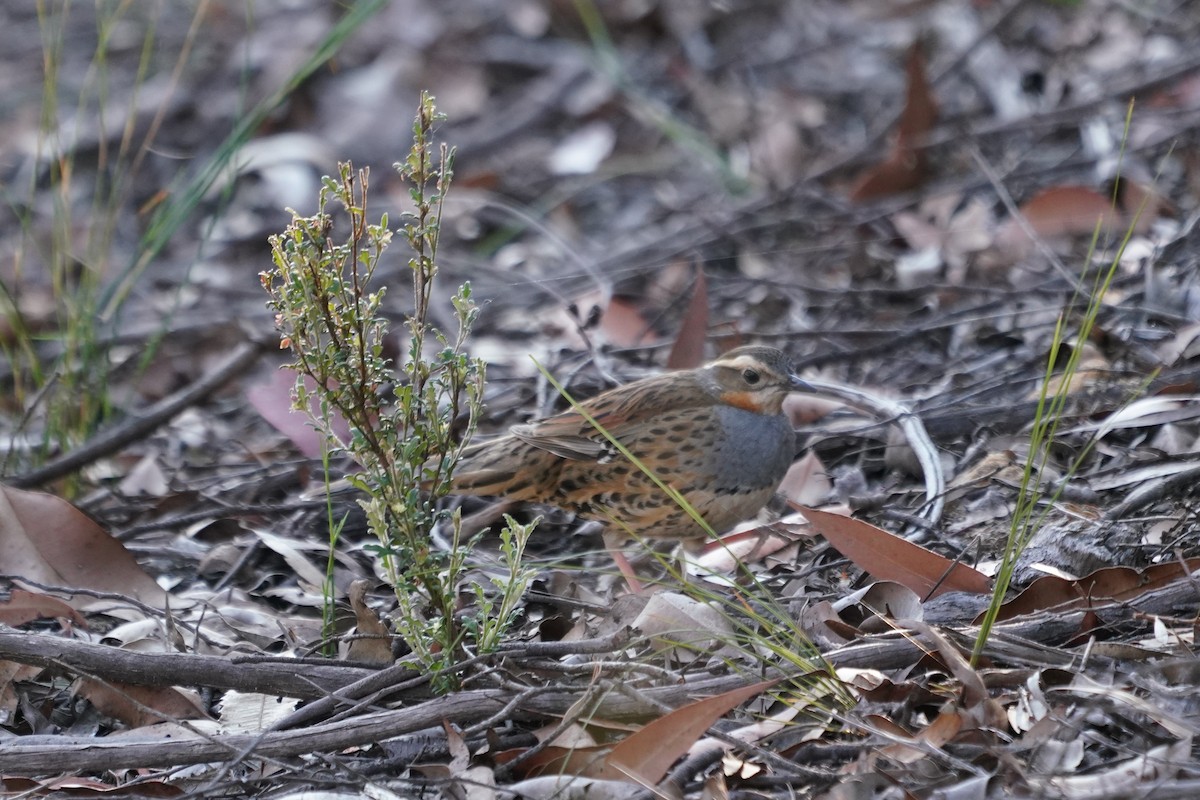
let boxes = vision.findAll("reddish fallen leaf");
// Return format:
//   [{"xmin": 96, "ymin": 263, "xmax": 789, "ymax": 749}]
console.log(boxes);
[
  {"xmin": 777, "ymin": 451, "xmax": 833, "ymax": 508},
  {"xmin": 74, "ymin": 678, "xmax": 209, "ymax": 728},
  {"xmin": 492, "ymin": 710, "xmax": 621, "ymax": 779},
  {"xmin": 666, "ymin": 265, "xmax": 709, "ymax": 369},
  {"xmin": 3, "ymin": 775, "xmax": 183, "ymax": 797},
  {"xmin": 454, "ymin": 168, "xmax": 501, "ymax": 190},
  {"xmin": 905, "ymin": 620, "xmax": 988, "ymax": 709},
  {"xmin": 986, "ymin": 558, "xmax": 1200, "ymax": 623},
  {"xmin": 345, "ymin": 579, "xmax": 394, "ymax": 664},
  {"xmin": 988, "ymin": 177, "xmax": 1171, "ymax": 267},
  {"xmin": 850, "ymin": 40, "xmax": 938, "ymax": 202},
  {"xmin": 599, "ymin": 295, "xmax": 660, "ymax": 347},
  {"xmin": 494, "ymin": 741, "xmax": 612, "ymax": 780},
  {"xmin": 1118, "ymin": 178, "xmax": 1173, "ymax": 233},
  {"xmin": 801, "ymin": 599, "xmax": 859, "ymax": 645},
  {"xmin": 1147, "ymin": 71, "xmax": 1200, "ymax": 109},
  {"xmin": 1011, "ymin": 185, "xmax": 1121, "ymax": 239},
  {"xmin": 0, "ymin": 588, "xmax": 87, "ymax": 628},
  {"xmin": 782, "ymin": 392, "xmax": 842, "ymax": 427},
  {"xmin": 864, "ymin": 712, "xmax": 914, "ymax": 739},
  {"xmin": 0, "ymin": 486, "xmax": 166, "ymax": 610},
  {"xmin": 850, "ymin": 147, "xmax": 924, "ymax": 202},
  {"xmin": 0, "ymin": 660, "xmax": 43, "ymax": 723},
  {"xmin": 246, "ymin": 369, "xmax": 353, "ymax": 459},
  {"xmin": 895, "ymin": 42, "xmax": 938, "ymax": 149},
  {"xmin": 879, "ymin": 708, "xmax": 964, "ymax": 764},
  {"xmin": 693, "ymin": 522, "xmax": 806, "ymax": 573},
  {"xmin": 992, "ymin": 184, "xmax": 1124, "ymax": 264},
  {"xmin": 795, "ymin": 506, "xmax": 991, "ymax": 598},
  {"xmin": 600, "ymin": 679, "xmax": 781, "ymax": 784}
]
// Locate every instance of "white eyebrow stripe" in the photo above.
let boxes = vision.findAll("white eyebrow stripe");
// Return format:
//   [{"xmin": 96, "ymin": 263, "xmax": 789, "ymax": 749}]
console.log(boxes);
[{"xmin": 715, "ymin": 355, "xmax": 764, "ymax": 371}]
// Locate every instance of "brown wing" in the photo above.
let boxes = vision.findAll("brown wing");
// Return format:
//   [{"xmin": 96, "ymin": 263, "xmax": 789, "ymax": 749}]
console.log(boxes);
[
  {"xmin": 509, "ymin": 421, "xmax": 605, "ymax": 460},
  {"xmin": 451, "ymin": 374, "xmax": 711, "ymax": 503},
  {"xmin": 507, "ymin": 377, "xmax": 708, "ymax": 462}
]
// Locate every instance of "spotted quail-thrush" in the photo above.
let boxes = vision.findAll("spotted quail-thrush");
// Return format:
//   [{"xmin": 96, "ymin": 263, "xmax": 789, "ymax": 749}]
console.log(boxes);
[{"xmin": 450, "ymin": 346, "xmax": 808, "ymax": 546}]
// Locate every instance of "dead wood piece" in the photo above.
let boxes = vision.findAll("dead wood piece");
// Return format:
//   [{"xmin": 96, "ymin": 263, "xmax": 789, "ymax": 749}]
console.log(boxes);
[
  {"xmin": 271, "ymin": 631, "xmax": 637, "ymax": 732},
  {"xmin": 1014, "ymin": 516, "xmax": 1141, "ymax": 584},
  {"xmin": 0, "ymin": 630, "xmax": 373, "ymax": 698},
  {"xmin": 8, "ymin": 337, "xmax": 273, "ymax": 489},
  {"xmin": 0, "ymin": 674, "xmax": 759, "ymax": 776},
  {"xmin": 823, "ymin": 571, "xmax": 1200, "ymax": 673},
  {"xmin": 1104, "ymin": 462, "xmax": 1200, "ymax": 521}
]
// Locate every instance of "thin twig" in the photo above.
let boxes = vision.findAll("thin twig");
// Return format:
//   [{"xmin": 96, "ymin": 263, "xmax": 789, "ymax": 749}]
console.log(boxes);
[{"xmin": 8, "ymin": 337, "xmax": 273, "ymax": 489}]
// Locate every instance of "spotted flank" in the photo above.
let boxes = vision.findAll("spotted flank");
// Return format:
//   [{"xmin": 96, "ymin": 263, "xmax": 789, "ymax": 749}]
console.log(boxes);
[{"xmin": 449, "ymin": 345, "xmax": 802, "ymax": 541}]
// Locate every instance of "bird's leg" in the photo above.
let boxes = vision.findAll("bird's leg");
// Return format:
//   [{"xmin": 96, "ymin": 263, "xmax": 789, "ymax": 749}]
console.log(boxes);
[{"xmin": 601, "ymin": 527, "xmax": 646, "ymax": 594}]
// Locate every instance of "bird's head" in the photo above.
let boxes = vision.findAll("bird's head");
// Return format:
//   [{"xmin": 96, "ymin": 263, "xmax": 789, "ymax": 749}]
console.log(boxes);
[{"xmin": 701, "ymin": 346, "xmax": 809, "ymax": 415}]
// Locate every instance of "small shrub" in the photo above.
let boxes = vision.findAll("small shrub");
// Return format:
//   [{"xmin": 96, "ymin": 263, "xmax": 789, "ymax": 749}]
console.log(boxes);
[{"xmin": 263, "ymin": 93, "xmax": 530, "ymax": 686}]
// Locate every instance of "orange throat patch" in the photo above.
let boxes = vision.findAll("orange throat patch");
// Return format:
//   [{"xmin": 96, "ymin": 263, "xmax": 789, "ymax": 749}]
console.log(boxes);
[{"xmin": 720, "ymin": 390, "xmax": 770, "ymax": 414}]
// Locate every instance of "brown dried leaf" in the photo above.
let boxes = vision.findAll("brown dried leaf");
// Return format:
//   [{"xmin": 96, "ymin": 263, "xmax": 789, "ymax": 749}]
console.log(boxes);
[
  {"xmin": 777, "ymin": 452, "xmax": 833, "ymax": 508},
  {"xmin": 346, "ymin": 579, "xmax": 393, "ymax": 664},
  {"xmin": 0, "ymin": 775, "xmax": 177, "ymax": 796},
  {"xmin": 693, "ymin": 523, "xmax": 805, "ymax": 573},
  {"xmin": 74, "ymin": 678, "xmax": 208, "ymax": 728},
  {"xmin": 987, "ymin": 558, "xmax": 1200, "ymax": 623},
  {"xmin": 494, "ymin": 741, "xmax": 613, "ymax": 780},
  {"xmin": 795, "ymin": 506, "xmax": 990, "ymax": 598},
  {"xmin": 0, "ymin": 588, "xmax": 87, "ymax": 628},
  {"xmin": 895, "ymin": 41, "xmax": 938, "ymax": 150},
  {"xmin": 0, "ymin": 660, "xmax": 43, "ymax": 723},
  {"xmin": 0, "ymin": 486, "xmax": 166, "ymax": 610},
  {"xmin": 849, "ymin": 148, "xmax": 924, "ymax": 202},
  {"xmin": 667, "ymin": 266, "xmax": 709, "ymax": 369},
  {"xmin": 849, "ymin": 40, "xmax": 937, "ymax": 202},
  {"xmin": 1118, "ymin": 178, "xmax": 1173, "ymax": 233},
  {"xmin": 601, "ymin": 680, "xmax": 780, "ymax": 784},
  {"xmin": 782, "ymin": 393, "xmax": 841, "ymax": 427},
  {"xmin": 879, "ymin": 709, "xmax": 964, "ymax": 764},
  {"xmin": 598, "ymin": 296, "xmax": 660, "ymax": 348},
  {"xmin": 1018, "ymin": 185, "xmax": 1122, "ymax": 237},
  {"xmin": 246, "ymin": 369, "xmax": 353, "ymax": 459},
  {"xmin": 994, "ymin": 185, "xmax": 1122, "ymax": 262}
]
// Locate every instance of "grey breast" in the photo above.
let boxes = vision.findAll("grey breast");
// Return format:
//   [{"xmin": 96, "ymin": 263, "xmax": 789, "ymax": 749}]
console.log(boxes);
[{"xmin": 710, "ymin": 405, "xmax": 796, "ymax": 492}]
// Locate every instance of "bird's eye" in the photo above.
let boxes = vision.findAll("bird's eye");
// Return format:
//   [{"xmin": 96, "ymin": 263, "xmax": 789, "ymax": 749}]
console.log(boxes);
[{"xmin": 742, "ymin": 369, "xmax": 761, "ymax": 385}]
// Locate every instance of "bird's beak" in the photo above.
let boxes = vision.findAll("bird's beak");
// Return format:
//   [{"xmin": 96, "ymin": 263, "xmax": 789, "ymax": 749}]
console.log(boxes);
[{"xmin": 787, "ymin": 372, "xmax": 813, "ymax": 393}]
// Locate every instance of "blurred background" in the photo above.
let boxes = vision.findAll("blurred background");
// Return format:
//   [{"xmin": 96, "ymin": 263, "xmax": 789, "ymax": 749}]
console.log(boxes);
[{"xmin": 2, "ymin": 0, "xmax": 1198, "ymax": 482}]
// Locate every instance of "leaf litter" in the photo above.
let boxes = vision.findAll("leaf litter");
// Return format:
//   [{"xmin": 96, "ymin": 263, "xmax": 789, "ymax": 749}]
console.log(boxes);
[{"xmin": 1, "ymin": 0, "xmax": 1200, "ymax": 797}]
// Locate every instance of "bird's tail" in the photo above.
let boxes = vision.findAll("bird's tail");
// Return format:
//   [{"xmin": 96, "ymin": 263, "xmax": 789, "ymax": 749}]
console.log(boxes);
[{"xmin": 448, "ymin": 438, "xmax": 547, "ymax": 501}]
